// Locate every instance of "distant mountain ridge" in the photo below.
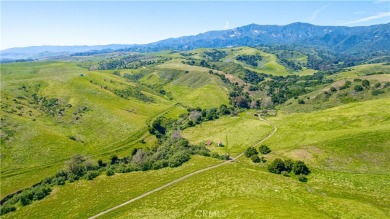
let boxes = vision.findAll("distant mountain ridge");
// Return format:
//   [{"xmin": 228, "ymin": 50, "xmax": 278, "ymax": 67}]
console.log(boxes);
[
  {"xmin": 145, "ymin": 22, "xmax": 390, "ymax": 52},
  {"xmin": 1, "ymin": 22, "xmax": 389, "ymax": 61}
]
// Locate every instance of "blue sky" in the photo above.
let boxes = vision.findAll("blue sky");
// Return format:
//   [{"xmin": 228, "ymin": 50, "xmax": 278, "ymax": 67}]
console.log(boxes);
[{"xmin": 1, "ymin": 1, "xmax": 389, "ymax": 50}]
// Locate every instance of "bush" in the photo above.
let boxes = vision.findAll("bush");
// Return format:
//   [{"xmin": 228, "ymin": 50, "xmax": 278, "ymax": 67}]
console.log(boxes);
[
  {"xmin": 250, "ymin": 155, "xmax": 261, "ymax": 163},
  {"xmin": 85, "ymin": 171, "xmax": 99, "ymax": 180},
  {"xmin": 0, "ymin": 204, "xmax": 16, "ymax": 215},
  {"xmin": 362, "ymin": 80, "xmax": 370, "ymax": 88},
  {"xmin": 19, "ymin": 192, "xmax": 32, "ymax": 206},
  {"xmin": 372, "ymin": 90, "xmax": 384, "ymax": 96},
  {"xmin": 52, "ymin": 176, "xmax": 66, "ymax": 185},
  {"xmin": 293, "ymin": 161, "xmax": 310, "ymax": 175},
  {"xmin": 354, "ymin": 85, "xmax": 363, "ymax": 92},
  {"xmin": 219, "ymin": 154, "xmax": 230, "ymax": 160},
  {"xmin": 298, "ymin": 175, "xmax": 308, "ymax": 182},
  {"xmin": 284, "ymin": 159, "xmax": 294, "ymax": 173},
  {"xmin": 259, "ymin": 145, "xmax": 271, "ymax": 154},
  {"xmin": 298, "ymin": 99, "xmax": 305, "ymax": 104},
  {"xmin": 106, "ymin": 169, "xmax": 115, "ymax": 176},
  {"xmin": 67, "ymin": 173, "xmax": 79, "ymax": 182},
  {"xmin": 32, "ymin": 186, "xmax": 51, "ymax": 200},
  {"xmin": 267, "ymin": 158, "xmax": 285, "ymax": 174},
  {"xmin": 244, "ymin": 147, "xmax": 258, "ymax": 158}
]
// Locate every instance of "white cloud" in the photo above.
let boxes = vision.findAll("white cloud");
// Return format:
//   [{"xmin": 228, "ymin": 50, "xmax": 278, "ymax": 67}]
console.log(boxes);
[
  {"xmin": 342, "ymin": 11, "xmax": 390, "ymax": 25},
  {"xmin": 224, "ymin": 20, "xmax": 230, "ymax": 29},
  {"xmin": 309, "ymin": 5, "xmax": 329, "ymax": 21}
]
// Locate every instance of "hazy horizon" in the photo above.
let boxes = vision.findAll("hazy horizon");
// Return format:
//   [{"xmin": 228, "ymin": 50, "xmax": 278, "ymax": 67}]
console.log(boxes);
[{"xmin": 1, "ymin": 1, "xmax": 390, "ymax": 50}]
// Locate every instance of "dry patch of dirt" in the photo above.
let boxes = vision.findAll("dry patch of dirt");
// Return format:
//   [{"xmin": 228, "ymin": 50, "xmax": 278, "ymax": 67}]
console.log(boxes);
[{"xmin": 287, "ymin": 146, "xmax": 323, "ymax": 161}]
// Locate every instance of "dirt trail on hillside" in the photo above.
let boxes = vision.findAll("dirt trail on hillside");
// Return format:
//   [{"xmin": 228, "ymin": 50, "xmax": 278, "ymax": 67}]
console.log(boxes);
[{"xmin": 88, "ymin": 116, "xmax": 277, "ymax": 219}]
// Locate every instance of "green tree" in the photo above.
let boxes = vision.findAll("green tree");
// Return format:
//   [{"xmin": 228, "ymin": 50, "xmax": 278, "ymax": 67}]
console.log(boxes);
[
  {"xmin": 259, "ymin": 145, "xmax": 271, "ymax": 154},
  {"xmin": 354, "ymin": 85, "xmax": 363, "ymax": 92},
  {"xmin": 293, "ymin": 161, "xmax": 310, "ymax": 175},
  {"xmin": 284, "ymin": 159, "xmax": 294, "ymax": 173},
  {"xmin": 268, "ymin": 158, "xmax": 285, "ymax": 174},
  {"xmin": 244, "ymin": 147, "xmax": 258, "ymax": 158},
  {"xmin": 251, "ymin": 155, "xmax": 261, "ymax": 163},
  {"xmin": 362, "ymin": 80, "xmax": 370, "ymax": 88}
]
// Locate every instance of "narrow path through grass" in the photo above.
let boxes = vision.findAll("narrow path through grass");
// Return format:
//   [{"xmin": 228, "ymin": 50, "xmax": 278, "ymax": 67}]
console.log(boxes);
[{"xmin": 88, "ymin": 116, "xmax": 277, "ymax": 219}]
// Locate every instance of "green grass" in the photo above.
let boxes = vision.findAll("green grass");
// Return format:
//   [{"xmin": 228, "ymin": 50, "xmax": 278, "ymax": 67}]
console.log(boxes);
[
  {"xmin": 2, "ymin": 156, "xmax": 223, "ymax": 219},
  {"xmin": 82, "ymin": 98, "xmax": 389, "ymax": 219},
  {"xmin": 327, "ymin": 63, "xmax": 390, "ymax": 81},
  {"xmin": 226, "ymin": 47, "xmax": 289, "ymax": 76},
  {"xmin": 182, "ymin": 112, "xmax": 274, "ymax": 156},
  {"xmin": 0, "ymin": 62, "xmax": 172, "ymax": 197},
  {"xmin": 97, "ymin": 156, "xmax": 389, "ymax": 219},
  {"xmin": 1, "ymin": 50, "xmax": 389, "ymax": 219}
]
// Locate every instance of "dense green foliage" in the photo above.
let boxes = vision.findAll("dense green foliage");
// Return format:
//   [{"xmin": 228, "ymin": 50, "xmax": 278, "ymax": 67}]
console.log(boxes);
[{"xmin": 236, "ymin": 54, "xmax": 262, "ymax": 67}]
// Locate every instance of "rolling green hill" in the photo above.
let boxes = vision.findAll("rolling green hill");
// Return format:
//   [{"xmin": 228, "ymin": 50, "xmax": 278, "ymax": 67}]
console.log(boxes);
[{"xmin": 1, "ymin": 46, "xmax": 389, "ymax": 218}]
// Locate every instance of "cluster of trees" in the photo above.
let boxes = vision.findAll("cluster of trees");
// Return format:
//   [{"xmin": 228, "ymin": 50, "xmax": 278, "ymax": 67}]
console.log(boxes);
[
  {"xmin": 261, "ymin": 73, "xmax": 333, "ymax": 105},
  {"xmin": 236, "ymin": 54, "xmax": 262, "ymax": 67},
  {"xmin": 244, "ymin": 145, "xmax": 271, "ymax": 163},
  {"xmin": 31, "ymin": 94, "xmax": 70, "ymax": 117},
  {"xmin": 279, "ymin": 58, "xmax": 303, "ymax": 71},
  {"xmin": 97, "ymin": 55, "xmax": 171, "ymax": 70},
  {"xmin": 241, "ymin": 69, "xmax": 267, "ymax": 85},
  {"xmin": 204, "ymin": 50, "xmax": 227, "ymax": 61},
  {"xmin": 267, "ymin": 158, "xmax": 310, "ymax": 182},
  {"xmin": 149, "ymin": 105, "xmax": 237, "ymax": 138}
]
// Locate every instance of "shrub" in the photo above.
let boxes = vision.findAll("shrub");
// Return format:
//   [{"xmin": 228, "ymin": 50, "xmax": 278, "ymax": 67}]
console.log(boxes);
[
  {"xmin": 293, "ymin": 161, "xmax": 310, "ymax": 175},
  {"xmin": 85, "ymin": 171, "xmax": 99, "ymax": 180},
  {"xmin": 32, "ymin": 186, "xmax": 51, "ymax": 200},
  {"xmin": 19, "ymin": 192, "xmax": 32, "ymax": 206},
  {"xmin": 52, "ymin": 176, "xmax": 66, "ymax": 185},
  {"xmin": 244, "ymin": 147, "xmax": 258, "ymax": 158},
  {"xmin": 219, "ymin": 154, "xmax": 230, "ymax": 160},
  {"xmin": 106, "ymin": 169, "xmax": 115, "ymax": 176},
  {"xmin": 0, "ymin": 204, "xmax": 16, "ymax": 215},
  {"xmin": 267, "ymin": 158, "xmax": 285, "ymax": 174},
  {"xmin": 362, "ymin": 80, "xmax": 370, "ymax": 88},
  {"xmin": 298, "ymin": 175, "xmax": 308, "ymax": 182},
  {"xmin": 330, "ymin": 87, "xmax": 337, "ymax": 92},
  {"xmin": 65, "ymin": 154, "xmax": 87, "ymax": 177},
  {"xmin": 259, "ymin": 145, "xmax": 271, "ymax": 154},
  {"xmin": 354, "ymin": 85, "xmax": 363, "ymax": 92},
  {"xmin": 372, "ymin": 90, "xmax": 384, "ymax": 96},
  {"xmin": 284, "ymin": 159, "xmax": 294, "ymax": 173},
  {"xmin": 98, "ymin": 159, "xmax": 107, "ymax": 167},
  {"xmin": 250, "ymin": 155, "xmax": 261, "ymax": 163},
  {"xmin": 67, "ymin": 173, "xmax": 79, "ymax": 183},
  {"xmin": 298, "ymin": 99, "xmax": 305, "ymax": 104}
]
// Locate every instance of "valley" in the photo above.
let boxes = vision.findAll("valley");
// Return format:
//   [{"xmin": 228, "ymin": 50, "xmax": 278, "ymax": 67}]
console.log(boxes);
[{"xmin": 1, "ymin": 44, "xmax": 390, "ymax": 218}]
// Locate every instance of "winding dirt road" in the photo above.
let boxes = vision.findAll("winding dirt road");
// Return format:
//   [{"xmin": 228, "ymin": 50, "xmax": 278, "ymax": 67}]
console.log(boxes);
[{"xmin": 88, "ymin": 117, "xmax": 277, "ymax": 219}]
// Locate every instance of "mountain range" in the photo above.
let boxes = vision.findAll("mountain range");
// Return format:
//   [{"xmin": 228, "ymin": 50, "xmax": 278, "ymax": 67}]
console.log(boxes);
[{"xmin": 1, "ymin": 22, "xmax": 389, "ymax": 61}]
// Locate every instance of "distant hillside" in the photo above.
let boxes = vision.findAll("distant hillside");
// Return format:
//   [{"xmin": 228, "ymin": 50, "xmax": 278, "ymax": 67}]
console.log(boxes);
[
  {"xmin": 1, "ymin": 22, "xmax": 389, "ymax": 61},
  {"xmin": 0, "ymin": 44, "xmax": 133, "ymax": 62},
  {"xmin": 144, "ymin": 22, "xmax": 390, "ymax": 53}
]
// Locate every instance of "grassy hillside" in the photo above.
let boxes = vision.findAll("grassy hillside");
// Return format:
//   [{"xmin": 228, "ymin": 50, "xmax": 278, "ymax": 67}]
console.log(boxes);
[
  {"xmin": 0, "ymin": 62, "xmax": 172, "ymax": 197},
  {"xmin": 1, "ymin": 47, "xmax": 389, "ymax": 218},
  {"xmin": 3, "ymin": 97, "xmax": 389, "ymax": 218},
  {"xmin": 281, "ymin": 74, "xmax": 390, "ymax": 112},
  {"xmin": 183, "ymin": 112, "xmax": 273, "ymax": 156}
]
